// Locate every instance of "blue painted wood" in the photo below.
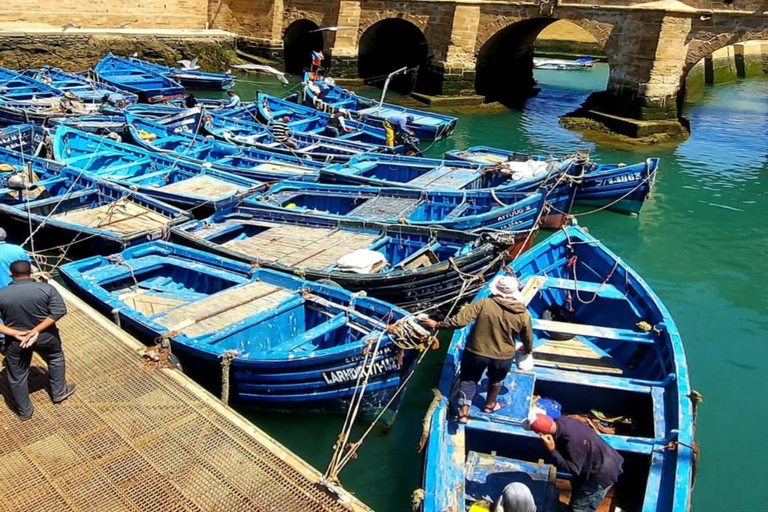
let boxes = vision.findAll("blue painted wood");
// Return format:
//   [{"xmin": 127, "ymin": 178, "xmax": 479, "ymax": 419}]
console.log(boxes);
[
  {"xmin": 25, "ymin": 67, "xmax": 138, "ymax": 105},
  {"xmin": 95, "ymin": 54, "xmax": 185, "ymax": 103},
  {"xmin": 126, "ymin": 56, "xmax": 236, "ymax": 90},
  {"xmin": 0, "ymin": 66, "xmax": 63, "ymax": 101},
  {"xmin": 422, "ymin": 224, "xmax": 695, "ymax": 512},
  {"xmin": 59, "ymin": 241, "xmax": 418, "ymax": 418}
]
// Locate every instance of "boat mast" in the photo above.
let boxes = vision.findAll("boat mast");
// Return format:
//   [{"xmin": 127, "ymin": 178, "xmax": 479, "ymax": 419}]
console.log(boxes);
[{"xmin": 377, "ymin": 66, "xmax": 408, "ymax": 115}]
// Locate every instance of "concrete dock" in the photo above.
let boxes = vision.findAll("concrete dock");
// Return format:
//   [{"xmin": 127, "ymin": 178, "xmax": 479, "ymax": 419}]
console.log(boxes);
[{"xmin": 0, "ymin": 282, "xmax": 370, "ymax": 512}]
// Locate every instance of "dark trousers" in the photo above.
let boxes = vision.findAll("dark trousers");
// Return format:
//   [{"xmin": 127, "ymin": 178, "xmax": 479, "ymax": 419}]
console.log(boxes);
[
  {"xmin": 457, "ymin": 351, "xmax": 513, "ymax": 408},
  {"xmin": 4, "ymin": 335, "xmax": 67, "ymax": 416},
  {"xmin": 569, "ymin": 480, "xmax": 611, "ymax": 512},
  {"xmin": 323, "ymin": 126, "xmax": 340, "ymax": 138}
]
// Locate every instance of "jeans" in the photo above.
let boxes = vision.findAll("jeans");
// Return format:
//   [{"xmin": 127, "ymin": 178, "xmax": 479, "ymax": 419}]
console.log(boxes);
[
  {"xmin": 457, "ymin": 351, "xmax": 513, "ymax": 408},
  {"xmin": 323, "ymin": 126, "xmax": 340, "ymax": 138},
  {"xmin": 4, "ymin": 335, "xmax": 67, "ymax": 416},
  {"xmin": 569, "ymin": 480, "xmax": 611, "ymax": 512}
]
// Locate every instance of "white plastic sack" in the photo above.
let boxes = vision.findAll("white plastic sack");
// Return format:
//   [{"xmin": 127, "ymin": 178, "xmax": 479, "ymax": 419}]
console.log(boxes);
[
  {"xmin": 336, "ymin": 249, "xmax": 387, "ymax": 274},
  {"xmin": 503, "ymin": 160, "xmax": 550, "ymax": 181},
  {"xmin": 516, "ymin": 351, "xmax": 534, "ymax": 371}
]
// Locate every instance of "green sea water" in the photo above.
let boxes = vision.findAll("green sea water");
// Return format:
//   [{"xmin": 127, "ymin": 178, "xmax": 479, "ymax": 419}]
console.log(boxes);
[{"xmin": 204, "ymin": 65, "xmax": 768, "ymax": 511}]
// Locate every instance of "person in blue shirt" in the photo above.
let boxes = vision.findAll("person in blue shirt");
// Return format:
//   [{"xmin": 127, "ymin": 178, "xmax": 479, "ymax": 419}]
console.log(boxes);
[
  {"xmin": 223, "ymin": 90, "xmax": 241, "ymax": 108},
  {"xmin": 0, "ymin": 228, "xmax": 28, "ymax": 289},
  {"xmin": 387, "ymin": 114, "xmax": 415, "ymax": 137}
]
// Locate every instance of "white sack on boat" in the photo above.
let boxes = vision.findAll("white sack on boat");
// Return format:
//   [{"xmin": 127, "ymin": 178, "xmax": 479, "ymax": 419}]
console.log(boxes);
[
  {"xmin": 336, "ymin": 249, "xmax": 387, "ymax": 274},
  {"xmin": 503, "ymin": 160, "xmax": 550, "ymax": 181}
]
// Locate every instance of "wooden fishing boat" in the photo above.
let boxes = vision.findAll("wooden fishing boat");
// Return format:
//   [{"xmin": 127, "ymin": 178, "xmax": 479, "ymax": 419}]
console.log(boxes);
[
  {"xmin": 0, "ymin": 98, "xmax": 98, "ymax": 126},
  {"xmin": 171, "ymin": 207, "xmax": 517, "ymax": 312},
  {"xmin": 0, "ymin": 166, "xmax": 191, "ymax": 252},
  {"xmin": 49, "ymin": 115, "xmax": 129, "ymax": 135},
  {"xmin": 94, "ymin": 54, "xmax": 185, "ymax": 103},
  {"xmin": 446, "ymin": 146, "xmax": 659, "ymax": 215},
  {"xmin": 302, "ymin": 77, "xmax": 458, "ymax": 140},
  {"xmin": 0, "ymin": 146, "xmax": 68, "ymax": 204},
  {"xmin": 27, "ymin": 67, "xmax": 138, "ymax": 104},
  {"xmin": 0, "ymin": 66, "xmax": 62, "ymax": 101},
  {"xmin": 207, "ymin": 105, "xmax": 397, "ymax": 162},
  {"xmin": 255, "ymin": 92, "xmax": 394, "ymax": 147},
  {"xmin": 422, "ymin": 224, "xmax": 696, "ymax": 512},
  {"xmin": 124, "ymin": 112, "xmax": 323, "ymax": 182},
  {"xmin": 52, "ymin": 125, "xmax": 265, "ymax": 210},
  {"xmin": 60, "ymin": 241, "xmax": 426, "ymax": 417},
  {"xmin": 0, "ymin": 123, "xmax": 49, "ymax": 156},
  {"xmin": 321, "ymin": 153, "xmax": 582, "ymax": 228},
  {"xmin": 249, "ymin": 182, "xmax": 546, "ymax": 232},
  {"xmin": 126, "ymin": 56, "xmax": 236, "ymax": 90},
  {"xmin": 533, "ymin": 56, "xmax": 596, "ymax": 70}
]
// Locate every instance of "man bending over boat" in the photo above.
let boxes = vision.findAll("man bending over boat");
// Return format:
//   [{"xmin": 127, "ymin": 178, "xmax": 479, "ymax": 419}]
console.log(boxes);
[
  {"xmin": 420, "ymin": 275, "xmax": 533, "ymax": 424},
  {"xmin": 525, "ymin": 414, "xmax": 624, "ymax": 512}
]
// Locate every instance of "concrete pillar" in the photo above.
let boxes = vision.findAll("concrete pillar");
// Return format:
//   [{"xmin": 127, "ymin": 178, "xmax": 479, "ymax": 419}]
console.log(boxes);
[
  {"xmin": 437, "ymin": 4, "xmax": 481, "ymax": 96},
  {"xmin": 734, "ymin": 42, "xmax": 763, "ymax": 78},
  {"xmin": 571, "ymin": 13, "xmax": 690, "ymax": 137},
  {"xmin": 705, "ymin": 46, "xmax": 737, "ymax": 84},
  {"xmin": 684, "ymin": 59, "xmax": 705, "ymax": 103},
  {"xmin": 326, "ymin": 0, "xmax": 362, "ymax": 77}
]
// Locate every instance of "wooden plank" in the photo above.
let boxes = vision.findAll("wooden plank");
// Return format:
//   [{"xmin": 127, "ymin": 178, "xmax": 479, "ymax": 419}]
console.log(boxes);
[
  {"xmin": 520, "ymin": 276, "xmax": 546, "ymax": 305},
  {"xmin": 160, "ymin": 175, "xmax": 242, "ymax": 199},
  {"xmin": 532, "ymin": 318, "xmax": 655, "ymax": 344},
  {"xmin": 347, "ymin": 196, "xmax": 420, "ymax": 219},
  {"xmin": 534, "ymin": 338, "xmax": 624, "ymax": 374},
  {"xmin": 541, "ymin": 277, "xmax": 626, "ymax": 300},
  {"xmin": 52, "ymin": 199, "xmax": 171, "ymax": 234}
]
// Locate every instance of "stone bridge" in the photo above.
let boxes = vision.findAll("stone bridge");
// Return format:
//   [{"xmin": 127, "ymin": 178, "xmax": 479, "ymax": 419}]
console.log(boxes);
[{"xmin": 212, "ymin": 0, "xmax": 768, "ymax": 135}]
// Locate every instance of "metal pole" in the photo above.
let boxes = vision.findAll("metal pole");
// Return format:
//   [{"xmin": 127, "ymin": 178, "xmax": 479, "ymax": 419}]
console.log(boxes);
[{"xmin": 377, "ymin": 66, "xmax": 408, "ymax": 115}]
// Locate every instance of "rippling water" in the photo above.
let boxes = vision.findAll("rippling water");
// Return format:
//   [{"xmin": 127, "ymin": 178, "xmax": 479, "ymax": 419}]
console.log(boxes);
[{"xmin": 206, "ymin": 67, "xmax": 768, "ymax": 511}]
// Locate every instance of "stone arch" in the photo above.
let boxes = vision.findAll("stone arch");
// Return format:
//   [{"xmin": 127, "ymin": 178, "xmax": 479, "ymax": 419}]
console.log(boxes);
[
  {"xmin": 358, "ymin": 18, "xmax": 431, "ymax": 94},
  {"xmin": 684, "ymin": 27, "xmax": 768, "ymax": 75},
  {"xmin": 283, "ymin": 19, "xmax": 324, "ymax": 75}
]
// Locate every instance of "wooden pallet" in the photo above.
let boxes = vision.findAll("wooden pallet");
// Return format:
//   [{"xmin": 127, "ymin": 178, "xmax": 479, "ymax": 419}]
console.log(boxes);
[
  {"xmin": 155, "ymin": 281, "xmax": 294, "ymax": 338},
  {"xmin": 408, "ymin": 166, "xmax": 480, "ymax": 189},
  {"xmin": 159, "ymin": 175, "xmax": 242, "ymax": 199},
  {"xmin": 348, "ymin": 196, "xmax": 421, "ymax": 219},
  {"xmin": 118, "ymin": 291, "xmax": 188, "ymax": 317},
  {"xmin": 222, "ymin": 225, "xmax": 380, "ymax": 270},
  {"xmin": 52, "ymin": 200, "xmax": 171, "ymax": 234}
]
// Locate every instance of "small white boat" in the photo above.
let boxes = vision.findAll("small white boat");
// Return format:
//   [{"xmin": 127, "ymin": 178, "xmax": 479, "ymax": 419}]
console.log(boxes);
[{"xmin": 533, "ymin": 56, "xmax": 595, "ymax": 70}]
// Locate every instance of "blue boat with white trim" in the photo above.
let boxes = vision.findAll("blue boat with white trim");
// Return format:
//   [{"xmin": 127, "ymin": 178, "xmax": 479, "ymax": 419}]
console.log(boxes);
[
  {"xmin": 60, "ymin": 241, "xmax": 428, "ymax": 418},
  {"xmin": 95, "ymin": 54, "xmax": 185, "ymax": 103},
  {"xmin": 0, "ymin": 66, "xmax": 62, "ymax": 101},
  {"xmin": 422, "ymin": 224, "xmax": 696, "ymax": 512},
  {"xmin": 248, "ymin": 181, "xmax": 546, "ymax": 232},
  {"xmin": 126, "ymin": 56, "xmax": 236, "ymax": 90},
  {"xmin": 52, "ymin": 125, "xmax": 265, "ymax": 210},
  {"xmin": 301, "ymin": 77, "xmax": 458, "ymax": 140},
  {"xmin": 26, "ymin": 67, "xmax": 138, "ymax": 105},
  {"xmin": 446, "ymin": 146, "xmax": 659, "ymax": 215}
]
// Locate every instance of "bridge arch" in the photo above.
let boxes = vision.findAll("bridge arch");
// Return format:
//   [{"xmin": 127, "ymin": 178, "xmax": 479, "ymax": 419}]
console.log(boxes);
[
  {"xmin": 358, "ymin": 18, "xmax": 430, "ymax": 94},
  {"xmin": 283, "ymin": 19, "xmax": 324, "ymax": 75}
]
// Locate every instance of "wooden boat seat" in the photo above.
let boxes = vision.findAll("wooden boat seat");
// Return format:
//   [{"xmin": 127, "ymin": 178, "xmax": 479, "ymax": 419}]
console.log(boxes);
[
  {"xmin": 444, "ymin": 201, "xmax": 470, "ymax": 219},
  {"xmin": 347, "ymin": 196, "xmax": 421, "ymax": 219},
  {"xmin": 407, "ymin": 167, "xmax": 481, "ymax": 190},
  {"xmin": 154, "ymin": 281, "xmax": 295, "ymax": 338},
  {"xmin": 159, "ymin": 175, "xmax": 242, "ymax": 198},
  {"xmin": 534, "ymin": 338, "xmax": 624, "ymax": 374},
  {"xmin": 471, "ymin": 153, "xmax": 508, "ymax": 164},
  {"xmin": 532, "ymin": 318, "xmax": 655, "ymax": 344},
  {"xmin": 394, "ymin": 243, "xmax": 440, "ymax": 270},
  {"xmin": 52, "ymin": 199, "xmax": 172, "ymax": 234},
  {"xmin": 540, "ymin": 277, "xmax": 625, "ymax": 300},
  {"xmin": 222, "ymin": 224, "xmax": 380, "ymax": 270}
]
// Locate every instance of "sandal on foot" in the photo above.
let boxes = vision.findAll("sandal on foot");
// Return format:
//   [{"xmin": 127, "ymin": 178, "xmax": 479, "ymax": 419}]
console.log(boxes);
[
  {"xmin": 457, "ymin": 415, "xmax": 469, "ymax": 424},
  {"xmin": 483, "ymin": 402, "xmax": 503, "ymax": 414}
]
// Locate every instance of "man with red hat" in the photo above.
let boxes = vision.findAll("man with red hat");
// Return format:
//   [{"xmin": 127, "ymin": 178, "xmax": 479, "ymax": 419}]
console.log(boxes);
[
  {"xmin": 526, "ymin": 414, "xmax": 624, "ymax": 512},
  {"xmin": 420, "ymin": 274, "xmax": 533, "ymax": 424}
]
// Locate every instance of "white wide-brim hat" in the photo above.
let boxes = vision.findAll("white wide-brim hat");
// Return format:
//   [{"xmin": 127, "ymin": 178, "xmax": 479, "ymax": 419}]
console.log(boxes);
[{"xmin": 489, "ymin": 275, "xmax": 524, "ymax": 302}]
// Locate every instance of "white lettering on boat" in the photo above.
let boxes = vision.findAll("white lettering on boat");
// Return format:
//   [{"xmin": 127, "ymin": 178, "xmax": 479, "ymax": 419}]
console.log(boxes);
[
  {"xmin": 321, "ymin": 355, "xmax": 401, "ymax": 385},
  {"xmin": 595, "ymin": 172, "xmax": 643, "ymax": 187}
]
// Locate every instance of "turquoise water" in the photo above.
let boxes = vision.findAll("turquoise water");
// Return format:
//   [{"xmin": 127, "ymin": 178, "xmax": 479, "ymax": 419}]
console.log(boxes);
[{"xmin": 210, "ymin": 66, "xmax": 768, "ymax": 511}]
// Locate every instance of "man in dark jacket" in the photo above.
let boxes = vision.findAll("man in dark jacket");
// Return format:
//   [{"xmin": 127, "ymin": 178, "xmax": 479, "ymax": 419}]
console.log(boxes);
[
  {"xmin": 420, "ymin": 275, "xmax": 533, "ymax": 423},
  {"xmin": 527, "ymin": 414, "xmax": 624, "ymax": 512},
  {"xmin": 0, "ymin": 260, "xmax": 75, "ymax": 420}
]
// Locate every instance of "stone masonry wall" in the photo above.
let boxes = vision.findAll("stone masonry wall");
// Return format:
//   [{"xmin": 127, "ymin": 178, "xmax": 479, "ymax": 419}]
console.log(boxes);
[{"xmin": 0, "ymin": 0, "xmax": 208, "ymax": 29}]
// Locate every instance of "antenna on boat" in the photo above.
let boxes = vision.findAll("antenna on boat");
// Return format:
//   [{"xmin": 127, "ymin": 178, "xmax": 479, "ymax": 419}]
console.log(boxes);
[{"xmin": 377, "ymin": 66, "xmax": 408, "ymax": 115}]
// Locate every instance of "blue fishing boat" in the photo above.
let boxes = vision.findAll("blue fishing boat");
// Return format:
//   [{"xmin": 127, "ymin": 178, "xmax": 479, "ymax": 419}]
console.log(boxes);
[
  {"xmin": 94, "ymin": 54, "xmax": 185, "ymax": 103},
  {"xmin": 52, "ymin": 125, "xmax": 265, "ymax": 210},
  {"xmin": 0, "ymin": 165, "xmax": 191, "ymax": 252},
  {"xmin": 27, "ymin": 67, "xmax": 138, "ymax": 105},
  {"xmin": 126, "ymin": 56, "xmax": 236, "ymax": 90},
  {"xmin": 254, "ymin": 93, "xmax": 394, "ymax": 147},
  {"xmin": 422, "ymin": 224, "xmax": 696, "ymax": 512},
  {"xmin": 0, "ymin": 99, "xmax": 97, "ymax": 126},
  {"xmin": 321, "ymin": 153, "xmax": 582, "ymax": 228},
  {"xmin": 446, "ymin": 146, "xmax": 659, "ymax": 215},
  {"xmin": 124, "ymin": 112, "xmax": 322, "ymax": 182},
  {"xmin": 204, "ymin": 108, "xmax": 397, "ymax": 163},
  {"xmin": 0, "ymin": 146, "xmax": 68, "ymax": 204},
  {"xmin": 0, "ymin": 123, "xmax": 48, "ymax": 156},
  {"xmin": 0, "ymin": 66, "xmax": 62, "ymax": 101},
  {"xmin": 49, "ymin": 115, "xmax": 129, "ymax": 134},
  {"xmin": 60, "ymin": 241, "xmax": 427, "ymax": 417},
  {"xmin": 249, "ymin": 182, "xmax": 546, "ymax": 232},
  {"xmin": 302, "ymin": 77, "xmax": 458, "ymax": 140},
  {"xmin": 171, "ymin": 207, "xmax": 515, "ymax": 311}
]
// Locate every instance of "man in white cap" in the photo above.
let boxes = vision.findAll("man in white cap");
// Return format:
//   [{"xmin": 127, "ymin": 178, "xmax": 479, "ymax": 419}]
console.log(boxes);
[
  {"xmin": 494, "ymin": 482, "xmax": 537, "ymax": 512},
  {"xmin": 420, "ymin": 274, "xmax": 533, "ymax": 423},
  {"xmin": 0, "ymin": 228, "xmax": 28, "ymax": 289}
]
